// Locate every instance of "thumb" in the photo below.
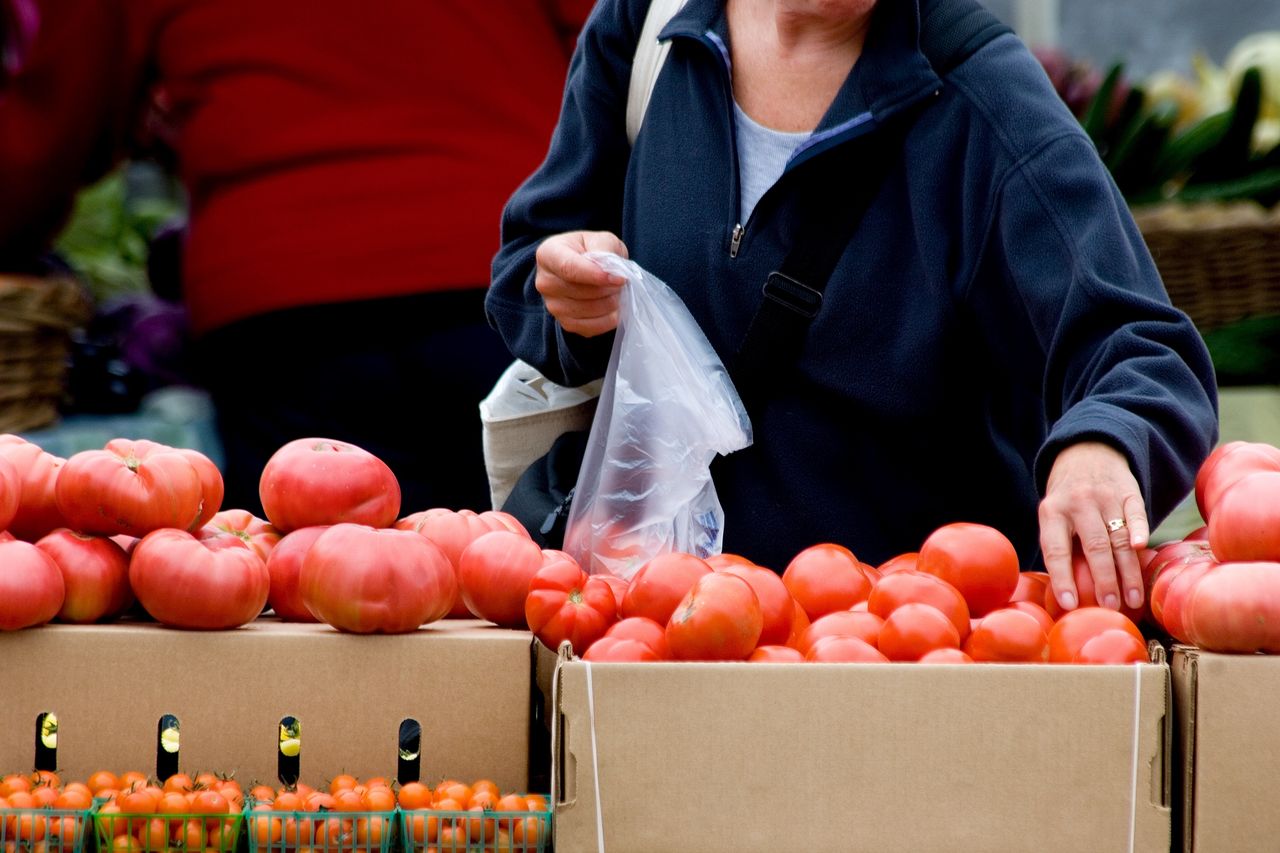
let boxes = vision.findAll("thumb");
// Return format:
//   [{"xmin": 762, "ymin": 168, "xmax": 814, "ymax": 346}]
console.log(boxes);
[{"xmin": 582, "ymin": 230, "xmax": 629, "ymax": 258}]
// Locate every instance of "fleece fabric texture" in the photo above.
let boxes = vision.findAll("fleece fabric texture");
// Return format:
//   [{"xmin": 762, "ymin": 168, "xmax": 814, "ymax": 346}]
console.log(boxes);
[{"xmin": 487, "ymin": 0, "xmax": 1219, "ymax": 569}]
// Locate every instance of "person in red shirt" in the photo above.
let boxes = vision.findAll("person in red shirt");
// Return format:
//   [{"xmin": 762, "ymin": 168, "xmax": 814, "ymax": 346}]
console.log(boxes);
[{"xmin": 0, "ymin": 0, "xmax": 592, "ymax": 515}]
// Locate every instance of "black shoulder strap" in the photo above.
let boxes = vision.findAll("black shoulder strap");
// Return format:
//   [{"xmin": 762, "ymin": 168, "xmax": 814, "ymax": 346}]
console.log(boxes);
[{"xmin": 731, "ymin": 0, "xmax": 1011, "ymax": 407}]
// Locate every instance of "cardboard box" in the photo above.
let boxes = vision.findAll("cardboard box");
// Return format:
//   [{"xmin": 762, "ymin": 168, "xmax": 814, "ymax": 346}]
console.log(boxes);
[
  {"xmin": 552, "ymin": 651, "xmax": 1171, "ymax": 853},
  {"xmin": 1171, "ymin": 646, "xmax": 1280, "ymax": 853},
  {"xmin": 0, "ymin": 619, "xmax": 538, "ymax": 790}
]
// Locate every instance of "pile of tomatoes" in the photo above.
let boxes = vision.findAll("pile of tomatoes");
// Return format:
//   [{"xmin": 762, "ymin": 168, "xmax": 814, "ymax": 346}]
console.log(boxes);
[
  {"xmin": 395, "ymin": 779, "xmax": 547, "ymax": 853},
  {"xmin": 522, "ymin": 522, "xmax": 1153, "ymax": 665},
  {"xmin": 93, "ymin": 771, "xmax": 245, "ymax": 853}
]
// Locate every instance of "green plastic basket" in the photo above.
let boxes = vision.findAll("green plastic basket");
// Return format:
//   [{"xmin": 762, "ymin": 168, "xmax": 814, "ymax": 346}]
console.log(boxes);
[
  {"xmin": 0, "ymin": 806, "xmax": 94, "ymax": 853},
  {"xmin": 245, "ymin": 806, "xmax": 395, "ymax": 853},
  {"xmin": 92, "ymin": 809, "xmax": 245, "ymax": 853},
  {"xmin": 397, "ymin": 802, "xmax": 550, "ymax": 853}
]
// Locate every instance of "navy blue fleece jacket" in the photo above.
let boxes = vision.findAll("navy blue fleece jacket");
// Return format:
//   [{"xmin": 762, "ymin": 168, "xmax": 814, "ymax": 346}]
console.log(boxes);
[{"xmin": 487, "ymin": 0, "xmax": 1219, "ymax": 570}]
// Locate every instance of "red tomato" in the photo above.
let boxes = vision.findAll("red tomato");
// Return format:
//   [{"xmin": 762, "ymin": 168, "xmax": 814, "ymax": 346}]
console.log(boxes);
[
  {"xmin": 457, "ymin": 530, "xmax": 545, "ymax": 627},
  {"xmin": 1196, "ymin": 441, "xmax": 1280, "ymax": 521},
  {"xmin": 1043, "ymin": 547, "xmax": 1147, "ymax": 624},
  {"xmin": 714, "ymin": 562, "xmax": 795, "ymax": 645},
  {"xmin": 0, "ymin": 453, "xmax": 18, "ymax": 531},
  {"xmin": 666, "ymin": 572, "xmax": 762, "ymax": 661},
  {"xmin": 748, "ymin": 645, "xmax": 805, "ymax": 663},
  {"xmin": 264, "ymin": 526, "xmax": 329, "ymax": 622},
  {"xmin": 300, "ymin": 524, "xmax": 456, "ymax": 632},
  {"xmin": 795, "ymin": 610, "xmax": 884, "ymax": 656},
  {"xmin": 1148, "ymin": 540, "xmax": 1216, "ymax": 626},
  {"xmin": 397, "ymin": 508, "xmax": 498, "ymax": 618},
  {"xmin": 1073, "ymin": 629, "xmax": 1148, "ymax": 663},
  {"xmin": 259, "ymin": 438, "xmax": 401, "ymax": 532},
  {"xmin": 35, "ymin": 529, "xmax": 132, "ymax": 623},
  {"xmin": 525, "ymin": 557, "xmax": 617, "ymax": 655},
  {"xmin": 782, "ymin": 543, "xmax": 873, "ymax": 620},
  {"xmin": 803, "ymin": 635, "xmax": 889, "ymax": 663},
  {"xmin": 595, "ymin": 573, "xmax": 629, "ymax": 612},
  {"xmin": 963, "ymin": 609, "xmax": 1048, "ymax": 662},
  {"xmin": 919, "ymin": 647, "xmax": 974, "ymax": 664},
  {"xmin": 877, "ymin": 552, "xmax": 919, "ymax": 575},
  {"xmin": 1010, "ymin": 571, "xmax": 1051, "ymax": 604},
  {"xmin": 0, "ymin": 539, "xmax": 65, "ymax": 630},
  {"xmin": 1208, "ymin": 471, "xmax": 1280, "ymax": 562},
  {"xmin": 918, "ymin": 522, "xmax": 1019, "ymax": 617},
  {"xmin": 55, "ymin": 440, "xmax": 208, "ymax": 537},
  {"xmin": 603, "ymin": 617, "xmax": 669, "ymax": 659},
  {"xmin": 1183, "ymin": 561, "xmax": 1280, "ymax": 653},
  {"xmin": 1184, "ymin": 524, "xmax": 1209, "ymax": 542},
  {"xmin": 620, "ymin": 552, "xmax": 711, "ymax": 625},
  {"xmin": 130, "ymin": 529, "xmax": 270, "ymax": 629},
  {"xmin": 1047, "ymin": 607, "xmax": 1144, "ymax": 663},
  {"xmin": 0, "ymin": 436, "xmax": 67, "ymax": 540},
  {"xmin": 201, "ymin": 510, "xmax": 280, "ymax": 562},
  {"xmin": 867, "ymin": 571, "xmax": 971, "ymax": 640},
  {"xmin": 877, "ymin": 603, "xmax": 961, "ymax": 661},
  {"xmin": 785, "ymin": 599, "xmax": 811, "ymax": 649},
  {"xmin": 1006, "ymin": 600, "xmax": 1055, "ymax": 634},
  {"xmin": 1160, "ymin": 560, "xmax": 1217, "ymax": 642},
  {"xmin": 582, "ymin": 636, "xmax": 662, "ymax": 662}
]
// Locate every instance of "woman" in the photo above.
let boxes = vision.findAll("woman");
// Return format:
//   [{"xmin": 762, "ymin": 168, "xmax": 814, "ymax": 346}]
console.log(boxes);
[{"xmin": 487, "ymin": 0, "xmax": 1218, "ymax": 613}]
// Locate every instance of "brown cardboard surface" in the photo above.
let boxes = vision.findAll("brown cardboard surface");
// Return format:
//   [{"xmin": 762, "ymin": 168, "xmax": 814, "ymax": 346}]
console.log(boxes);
[
  {"xmin": 553, "ymin": 661, "xmax": 1169, "ymax": 853},
  {"xmin": 0, "ymin": 619, "xmax": 535, "ymax": 788},
  {"xmin": 1172, "ymin": 647, "xmax": 1280, "ymax": 853}
]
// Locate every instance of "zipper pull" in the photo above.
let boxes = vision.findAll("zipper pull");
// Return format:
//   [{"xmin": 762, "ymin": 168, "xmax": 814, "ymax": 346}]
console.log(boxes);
[{"xmin": 729, "ymin": 223, "xmax": 744, "ymax": 258}]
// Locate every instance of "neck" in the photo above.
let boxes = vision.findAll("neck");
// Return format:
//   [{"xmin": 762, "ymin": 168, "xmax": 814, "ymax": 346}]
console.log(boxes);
[{"xmin": 769, "ymin": 1, "xmax": 876, "ymax": 58}]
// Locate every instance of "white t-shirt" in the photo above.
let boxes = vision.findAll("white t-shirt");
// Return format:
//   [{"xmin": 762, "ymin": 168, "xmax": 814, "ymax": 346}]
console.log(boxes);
[{"xmin": 733, "ymin": 100, "xmax": 811, "ymax": 223}]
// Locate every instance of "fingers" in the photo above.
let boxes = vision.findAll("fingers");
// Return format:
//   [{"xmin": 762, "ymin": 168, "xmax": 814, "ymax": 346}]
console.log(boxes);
[
  {"xmin": 534, "ymin": 231, "xmax": 629, "ymax": 338},
  {"xmin": 1076, "ymin": 511, "xmax": 1122, "ymax": 611},
  {"xmin": 1123, "ymin": 493, "xmax": 1151, "ymax": 550},
  {"xmin": 1039, "ymin": 511, "xmax": 1079, "ymax": 611}
]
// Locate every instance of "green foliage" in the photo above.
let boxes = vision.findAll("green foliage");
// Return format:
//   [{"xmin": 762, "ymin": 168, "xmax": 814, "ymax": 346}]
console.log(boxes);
[{"xmin": 52, "ymin": 165, "xmax": 185, "ymax": 303}]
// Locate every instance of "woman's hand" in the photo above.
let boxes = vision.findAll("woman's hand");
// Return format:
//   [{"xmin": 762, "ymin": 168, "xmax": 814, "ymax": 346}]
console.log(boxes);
[
  {"xmin": 534, "ymin": 230, "xmax": 629, "ymax": 337},
  {"xmin": 1039, "ymin": 441, "xmax": 1150, "ymax": 613}
]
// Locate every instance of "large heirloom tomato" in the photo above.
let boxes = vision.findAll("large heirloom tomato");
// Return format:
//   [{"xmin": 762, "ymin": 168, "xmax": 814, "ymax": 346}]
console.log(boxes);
[
  {"xmin": 1184, "ymin": 561, "xmax": 1280, "ymax": 653},
  {"xmin": 1207, "ymin": 471, "xmax": 1280, "ymax": 562},
  {"xmin": 457, "ymin": 530, "xmax": 545, "ymax": 628},
  {"xmin": 524, "ymin": 557, "xmax": 617, "ymax": 655},
  {"xmin": 1195, "ymin": 441, "xmax": 1280, "ymax": 520},
  {"xmin": 0, "ymin": 539, "xmax": 65, "ymax": 630},
  {"xmin": 0, "ymin": 435, "xmax": 67, "ymax": 540},
  {"xmin": 259, "ymin": 438, "xmax": 401, "ymax": 532},
  {"xmin": 301, "ymin": 524, "xmax": 456, "ymax": 633},
  {"xmin": 918, "ymin": 522, "xmax": 1019, "ymax": 617},
  {"xmin": 56, "ymin": 440, "xmax": 217, "ymax": 537},
  {"xmin": 264, "ymin": 526, "xmax": 330, "ymax": 622},
  {"xmin": 397, "ymin": 508, "xmax": 516, "ymax": 618},
  {"xmin": 35, "ymin": 529, "xmax": 133, "ymax": 623},
  {"xmin": 130, "ymin": 529, "xmax": 270, "ymax": 629}
]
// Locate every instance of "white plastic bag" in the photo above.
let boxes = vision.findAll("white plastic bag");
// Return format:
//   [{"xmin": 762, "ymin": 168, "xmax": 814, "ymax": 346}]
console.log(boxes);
[
  {"xmin": 479, "ymin": 360, "xmax": 602, "ymax": 510},
  {"xmin": 564, "ymin": 252, "xmax": 753, "ymax": 580}
]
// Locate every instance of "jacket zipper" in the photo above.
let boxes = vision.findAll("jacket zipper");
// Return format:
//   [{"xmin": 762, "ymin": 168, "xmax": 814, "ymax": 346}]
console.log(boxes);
[{"xmin": 729, "ymin": 223, "xmax": 744, "ymax": 258}]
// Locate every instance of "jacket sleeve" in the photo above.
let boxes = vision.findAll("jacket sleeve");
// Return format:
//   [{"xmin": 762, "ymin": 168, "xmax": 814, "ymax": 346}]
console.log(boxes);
[
  {"xmin": 977, "ymin": 130, "xmax": 1218, "ymax": 525},
  {"xmin": 0, "ymin": 0, "xmax": 130, "ymax": 268},
  {"xmin": 486, "ymin": 0, "xmax": 643, "ymax": 387}
]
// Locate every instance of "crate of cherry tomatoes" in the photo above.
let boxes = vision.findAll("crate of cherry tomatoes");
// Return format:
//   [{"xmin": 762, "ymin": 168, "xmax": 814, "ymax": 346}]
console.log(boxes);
[
  {"xmin": 246, "ymin": 776, "xmax": 395, "ymax": 853},
  {"xmin": 396, "ymin": 779, "xmax": 548, "ymax": 853},
  {"xmin": 0, "ymin": 771, "xmax": 97, "ymax": 853},
  {"xmin": 91, "ymin": 771, "xmax": 246, "ymax": 853}
]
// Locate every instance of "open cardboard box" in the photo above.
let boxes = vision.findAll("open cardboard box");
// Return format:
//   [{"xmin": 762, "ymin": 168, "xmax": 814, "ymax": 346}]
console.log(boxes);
[
  {"xmin": 0, "ymin": 619, "xmax": 544, "ymax": 791},
  {"xmin": 549, "ymin": 643, "xmax": 1172, "ymax": 853},
  {"xmin": 1171, "ymin": 646, "xmax": 1279, "ymax": 853}
]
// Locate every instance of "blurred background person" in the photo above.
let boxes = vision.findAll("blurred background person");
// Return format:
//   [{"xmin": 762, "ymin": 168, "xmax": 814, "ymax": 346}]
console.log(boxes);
[{"xmin": 0, "ymin": 0, "xmax": 593, "ymax": 515}]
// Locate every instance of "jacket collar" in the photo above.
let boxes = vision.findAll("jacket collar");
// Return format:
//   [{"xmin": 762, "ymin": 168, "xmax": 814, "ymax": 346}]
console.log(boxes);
[{"xmin": 659, "ymin": 0, "xmax": 942, "ymax": 133}]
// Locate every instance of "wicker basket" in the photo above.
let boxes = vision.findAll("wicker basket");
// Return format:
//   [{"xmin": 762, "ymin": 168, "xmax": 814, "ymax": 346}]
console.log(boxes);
[
  {"xmin": 1135, "ymin": 201, "xmax": 1280, "ymax": 333},
  {"xmin": 0, "ymin": 274, "xmax": 92, "ymax": 433}
]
